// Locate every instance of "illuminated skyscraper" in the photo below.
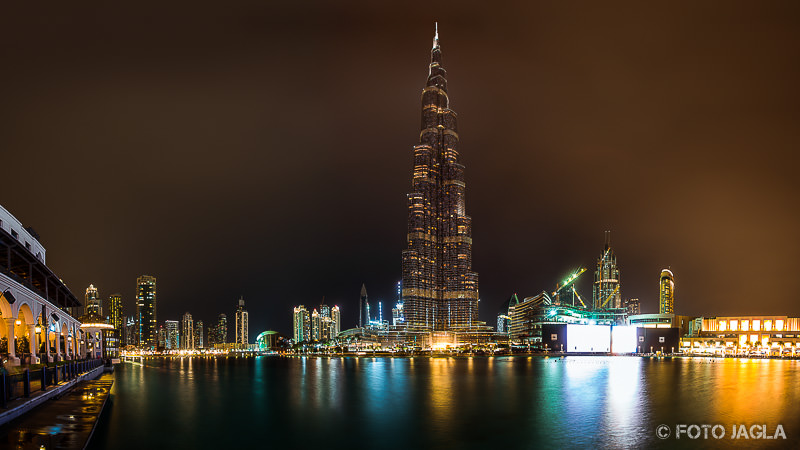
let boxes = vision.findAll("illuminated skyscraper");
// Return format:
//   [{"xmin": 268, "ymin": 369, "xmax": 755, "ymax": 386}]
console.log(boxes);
[
  {"xmin": 401, "ymin": 25, "xmax": 480, "ymax": 331},
  {"xmin": 235, "ymin": 297, "xmax": 249, "ymax": 345},
  {"xmin": 136, "ymin": 275, "xmax": 157, "ymax": 349},
  {"xmin": 331, "ymin": 305, "xmax": 341, "ymax": 337},
  {"xmin": 165, "ymin": 320, "xmax": 179, "ymax": 350},
  {"xmin": 182, "ymin": 312, "xmax": 194, "ymax": 350},
  {"xmin": 659, "ymin": 269, "xmax": 675, "ymax": 314},
  {"xmin": 109, "ymin": 293, "xmax": 123, "ymax": 331},
  {"xmin": 194, "ymin": 320, "xmax": 204, "ymax": 349},
  {"xmin": 85, "ymin": 284, "xmax": 101, "ymax": 316},
  {"xmin": 592, "ymin": 232, "xmax": 621, "ymax": 310},
  {"xmin": 320, "ymin": 303, "xmax": 332, "ymax": 340},
  {"xmin": 311, "ymin": 309, "xmax": 321, "ymax": 341},
  {"xmin": 216, "ymin": 314, "xmax": 227, "ymax": 344},
  {"xmin": 293, "ymin": 305, "xmax": 310, "ymax": 343}
]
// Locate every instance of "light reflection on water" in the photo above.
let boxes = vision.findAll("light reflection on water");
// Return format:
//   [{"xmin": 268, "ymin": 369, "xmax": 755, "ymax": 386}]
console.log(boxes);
[{"xmin": 89, "ymin": 356, "xmax": 800, "ymax": 449}]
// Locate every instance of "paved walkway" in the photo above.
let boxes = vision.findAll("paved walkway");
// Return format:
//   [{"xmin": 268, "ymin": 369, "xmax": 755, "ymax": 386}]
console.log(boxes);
[{"xmin": 0, "ymin": 373, "xmax": 113, "ymax": 449}]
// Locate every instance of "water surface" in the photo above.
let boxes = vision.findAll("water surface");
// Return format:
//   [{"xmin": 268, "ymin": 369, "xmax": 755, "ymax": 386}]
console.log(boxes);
[{"xmin": 89, "ymin": 356, "xmax": 800, "ymax": 448}]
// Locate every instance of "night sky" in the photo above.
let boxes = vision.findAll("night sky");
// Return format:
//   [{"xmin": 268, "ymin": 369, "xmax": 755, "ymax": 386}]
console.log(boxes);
[{"xmin": 2, "ymin": 2, "xmax": 799, "ymax": 337}]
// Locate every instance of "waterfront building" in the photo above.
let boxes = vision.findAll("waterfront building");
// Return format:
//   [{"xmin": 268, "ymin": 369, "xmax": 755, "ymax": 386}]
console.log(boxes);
[
  {"xmin": 624, "ymin": 298, "xmax": 640, "ymax": 316},
  {"xmin": 682, "ymin": 316, "xmax": 800, "ymax": 355},
  {"xmin": 235, "ymin": 297, "xmax": 249, "ymax": 345},
  {"xmin": 0, "ymin": 204, "xmax": 83, "ymax": 364},
  {"xmin": 359, "ymin": 284, "xmax": 370, "ymax": 327},
  {"xmin": 194, "ymin": 319, "xmax": 204, "ymax": 349},
  {"xmin": 400, "ymin": 25, "xmax": 480, "ymax": 332},
  {"xmin": 85, "ymin": 284, "xmax": 101, "ymax": 316},
  {"xmin": 255, "ymin": 330, "xmax": 280, "ymax": 350},
  {"xmin": 136, "ymin": 275, "xmax": 157, "ymax": 349},
  {"xmin": 165, "ymin": 320, "xmax": 179, "ymax": 350},
  {"xmin": 507, "ymin": 292, "xmax": 626, "ymax": 343},
  {"xmin": 182, "ymin": 312, "xmax": 194, "ymax": 350},
  {"xmin": 311, "ymin": 309, "xmax": 321, "ymax": 341},
  {"xmin": 659, "ymin": 269, "xmax": 675, "ymax": 314},
  {"xmin": 293, "ymin": 305, "xmax": 310, "ymax": 343},
  {"xmin": 592, "ymin": 232, "xmax": 621, "ymax": 310},
  {"xmin": 109, "ymin": 293, "xmax": 123, "ymax": 331}
]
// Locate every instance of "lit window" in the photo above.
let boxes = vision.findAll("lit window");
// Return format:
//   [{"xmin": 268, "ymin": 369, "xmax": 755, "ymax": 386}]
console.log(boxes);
[
  {"xmin": 719, "ymin": 321, "xmax": 727, "ymax": 332},
  {"xmin": 764, "ymin": 320, "xmax": 772, "ymax": 331},
  {"xmin": 776, "ymin": 320, "xmax": 784, "ymax": 331},
  {"xmin": 741, "ymin": 320, "xmax": 749, "ymax": 331},
  {"xmin": 753, "ymin": 320, "xmax": 760, "ymax": 331},
  {"xmin": 730, "ymin": 320, "xmax": 738, "ymax": 331}
]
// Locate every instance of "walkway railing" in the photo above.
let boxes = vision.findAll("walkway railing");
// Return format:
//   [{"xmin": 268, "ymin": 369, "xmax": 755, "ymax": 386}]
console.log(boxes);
[{"xmin": 0, "ymin": 358, "xmax": 104, "ymax": 408}]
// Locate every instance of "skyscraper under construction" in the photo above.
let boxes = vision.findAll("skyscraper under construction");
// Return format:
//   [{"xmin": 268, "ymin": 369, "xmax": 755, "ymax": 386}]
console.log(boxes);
[
  {"xmin": 592, "ymin": 231, "xmax": 621, "ymax": 310},
  {"xmin": 401, "ymin": 25, "xmax": 479, "ymax": 331}
]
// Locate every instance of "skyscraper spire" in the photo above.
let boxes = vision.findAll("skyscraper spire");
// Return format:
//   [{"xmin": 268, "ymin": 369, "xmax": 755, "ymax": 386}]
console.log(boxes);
[{"xmin": 433, "ymin": 22, "xmax": 439, "ymax": 49}]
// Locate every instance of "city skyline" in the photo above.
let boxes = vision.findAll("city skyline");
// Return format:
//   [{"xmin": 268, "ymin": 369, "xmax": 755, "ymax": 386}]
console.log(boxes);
[{"xmin": 2, "ymin": 3, "xmax": 799, "ymax": 336}]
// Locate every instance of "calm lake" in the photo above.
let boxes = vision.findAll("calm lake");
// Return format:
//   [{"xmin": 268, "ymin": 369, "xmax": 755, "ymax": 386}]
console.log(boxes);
[{"xmin": 88, "ymin": 356, "xmax": 800, "ymax": 448}]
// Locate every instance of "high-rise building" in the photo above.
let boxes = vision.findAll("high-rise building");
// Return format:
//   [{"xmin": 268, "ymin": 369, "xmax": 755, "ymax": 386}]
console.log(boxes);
[
  {"xmin": 400, "ymin": 25, "xmax": 480, "ymax": 331},
  {"xmin": 182, "ymin": 312, "xmax": 194, "ymax": 350},
  {"xmin": 157, "ymin": 324, "xmax": 166, "ymax": 350},
  {"xmin": 311, "ymin": 309, "xmax": 321, "ymax": 341},
  {"xmin": 392, "ymin": 302, "xmax": 405, "ymax": 326},
  {"xmin": 216, "ymin": 314, "xmax": 227, "ymax": 345},
  {"xmin": 235, "ymin": 297, "xmax": 249, "ymax": 345},
  {"xmin": 359, "ymin": 284, "xmax": 369, "ymax": 328},
  {"xmin": 165, "ymin": 320, "xmax": 179, "ymax": 350},
  {"xmin": 320, "ymin": 304, "xmax": 332, "ymax": 340},
  {"xmin": 194, "ymin": 320, "xmax": 204, "ymax": 349},
  {"xmin": 593, "ymin": 232, "xmax": 621, "ymax": 310},
  {"xmin": 293, "ymin": 305, "xmax": 310, "ymax": 343},
  {"xmin": 624, "ymin": 298, "xmax": 641, "ymax": 316},
  {"xmin": 85, "ymin": 284, "xmax": 101, "ymax": 316},
  {"xmin": 331, "ymin": 305, "xmax": 341, "ymax": 337},
  {"xmin": 109, "ymin": 293, "xmax": 123, "ymax": 331},
  {"xmin": 124, "ymin": 315, "xmax": 137, "ymax": 348},
  {"xmin": 659, "ymin": 269, "xmax": 675, "ymax": 314},
  {"xmin": 136, "ymin": 275, "xmax": 157, "ymax": 349}
]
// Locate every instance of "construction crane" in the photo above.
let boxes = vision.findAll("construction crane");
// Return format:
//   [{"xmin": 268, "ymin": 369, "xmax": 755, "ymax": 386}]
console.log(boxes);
[
  {"xmin": 599, "ymin": 285, "xmax": 621, "ymax": 309},
  {"xmin": 552, "ymin": 268, "xmax": 587, "ymax": 308}
]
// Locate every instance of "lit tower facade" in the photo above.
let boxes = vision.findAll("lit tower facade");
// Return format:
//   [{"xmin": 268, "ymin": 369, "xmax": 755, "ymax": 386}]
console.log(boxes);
[
  {"xmin": 592, "ymin": 232, "xmax": 621, "ymax": 310},
  {"xmin": 293, "ymin": 305, "xmax": 310, "ymax": 343},
  {"xmin": 659, "ymin": 269, "xmax": 675, "ymax": 314},
  {"xmin": 109, "ymin": 293, "xmax": 123, "ymax": 331},
  {"xmin": 181, "ymin": 312, "xmax": 194, "ymax": 350},
  {"xmin": 194, "ymin": 319, "xmax": 204, "ymax": 349},
  {"xmin": 85, "ymin": 284, "xmax": 101, "ymax": 316},
  {"xmin": 331, "ymin": 305, "xmax": 341, "ymax": 337},
  {"xmin": 401, "ymin": 24, "xmax": 479, "ymax": 331},
  {"xmin": 235, "ymin": 297, "xmax": 249, "ymax": 345},
  {"xmin": 136, "ymin": 275, "xmax": 157, "ymax": 349}
]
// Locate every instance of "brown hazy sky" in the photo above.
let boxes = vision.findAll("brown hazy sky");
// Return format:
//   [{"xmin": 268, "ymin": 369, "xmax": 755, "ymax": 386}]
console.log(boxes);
[{"xmin": 2, "ymin": 1, "xmax": 799, "ymax": 336}]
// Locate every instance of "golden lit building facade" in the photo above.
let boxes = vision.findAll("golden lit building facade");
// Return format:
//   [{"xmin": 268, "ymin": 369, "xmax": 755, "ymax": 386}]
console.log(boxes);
[
  {"xmin": 681, "ymin": 316, "xmax": 800, "ymax": 355},
  {"xmin": 401, "ymin": 25, "xmax": 479, "ymax": 332},
  {"xmin": 659, "ymin": 269, "xmax": 674, "ymax": 314},
  {"xmin": 136, "ymin": 275, "xmax": 157, "ymax": 349}
]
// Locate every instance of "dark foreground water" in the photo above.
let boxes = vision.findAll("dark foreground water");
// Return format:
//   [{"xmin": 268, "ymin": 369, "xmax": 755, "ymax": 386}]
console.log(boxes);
[{"xmin": 89, "ymin": 356, "xmax": 800, "ymax": 449}]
